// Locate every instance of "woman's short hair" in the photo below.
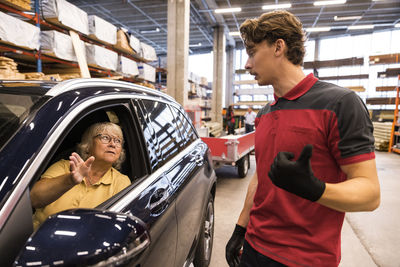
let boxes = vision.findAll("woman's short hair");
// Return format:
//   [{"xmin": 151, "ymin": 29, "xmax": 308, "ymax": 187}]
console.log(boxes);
[
  {"xmin": 239, "ymin": 10, "xmax": 306, "ymax": 65},
  {"xmin": 77, "ymin": 122, "xmax": 126, "ymax": 170}
]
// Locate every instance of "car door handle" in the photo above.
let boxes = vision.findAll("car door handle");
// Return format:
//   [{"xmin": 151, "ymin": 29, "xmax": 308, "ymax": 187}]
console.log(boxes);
[
  {"xmin": 195, "ymin": 154, "xmax": 204, "ymax": 166},
  {"xmin": 149, "ymin": 188, "xmax": 170, "ymax": 215}
]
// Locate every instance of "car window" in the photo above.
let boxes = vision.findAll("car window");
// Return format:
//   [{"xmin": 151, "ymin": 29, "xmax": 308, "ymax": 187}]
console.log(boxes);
[
  {"xmin": 132, "ymin": 99, "xmax": 163, "ymax": 171},
  {"xmin": 0, "ymin": 92, "xmax": 43, "ymax": 149},
  {"xmin": 142, "ymin": 100, "xmax": 183, "ymax": 164},
  {"xmin": 170, "ymin": 106, "xmax": 198, "ymax": 149}
]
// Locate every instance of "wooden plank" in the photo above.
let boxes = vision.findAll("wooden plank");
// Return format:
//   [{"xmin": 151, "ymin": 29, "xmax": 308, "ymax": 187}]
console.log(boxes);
[
  {"xmin": 376, "ymin": 86, "xmax": 397, "ymax": 91},
  {"xmin": 319, "ymin": 74, "xmax": 369, "ymax": 80},
  {"xmin": 0, "ymin": 0, "xmax": 31, "ymax": 11},
  {"xmin": 366, "ymin": 98, "xmax": 397, "ymax": 105},
  {"xmin": 304, "ymin": 57, "xmax": 364, "ymax": 69},
  {"xmin": 369, "ymin": 53, "xmax": 400, "ymax": 65},
  {"xmin": 69, "ymin": 30, "xmax": 90, "ymax": 78},
  {"xmin": 347, "ymin": 86, "xmax": 365, "ymax": 92}
]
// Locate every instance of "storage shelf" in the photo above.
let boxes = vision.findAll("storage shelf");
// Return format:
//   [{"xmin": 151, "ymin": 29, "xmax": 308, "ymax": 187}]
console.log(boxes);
[{"xmin": 391, "ymin": 147, "xmax": 400, "ymax": 154}]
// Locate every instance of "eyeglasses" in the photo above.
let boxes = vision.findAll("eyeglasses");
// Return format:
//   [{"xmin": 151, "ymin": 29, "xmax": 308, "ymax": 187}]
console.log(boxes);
[{"xmin": 95, "ymin": 134, "xmax": 123, "ymax": 147}]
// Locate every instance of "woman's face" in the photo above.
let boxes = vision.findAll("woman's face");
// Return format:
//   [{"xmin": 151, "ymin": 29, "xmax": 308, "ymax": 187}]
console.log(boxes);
[{"xmin": 89, "ymin": 128, "xmax": 122, "ymax": 166}]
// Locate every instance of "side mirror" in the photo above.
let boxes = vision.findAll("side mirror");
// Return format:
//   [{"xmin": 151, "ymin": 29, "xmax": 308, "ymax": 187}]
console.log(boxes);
[{"xmin": 14, "ymin": 209, "xmax": 150, "ymax": 266}]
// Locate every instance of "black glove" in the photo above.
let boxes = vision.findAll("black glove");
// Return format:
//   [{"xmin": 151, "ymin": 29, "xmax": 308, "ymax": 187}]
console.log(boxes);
[
  {"xmin": 268, "ymin": 144, "xmax": 325, "ymax": 202},
  {"xmin": 225, "ymin": 224, "xmax": 246, "ymax": 267}
]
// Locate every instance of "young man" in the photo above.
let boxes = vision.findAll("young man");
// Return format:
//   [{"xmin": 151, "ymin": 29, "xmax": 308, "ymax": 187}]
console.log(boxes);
[
  {"xmin": 244, "ymin": 107, "xmax": 257, "ymax": 133},
  {"xmin": 225, "ymin": 10, "xmax": 380, "ymax": 267}
]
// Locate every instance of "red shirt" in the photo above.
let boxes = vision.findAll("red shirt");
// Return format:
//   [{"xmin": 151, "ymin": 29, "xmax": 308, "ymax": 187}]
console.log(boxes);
[{"xmin": 246, "ymin": 74, "xmax": 375, "ymax": 266}]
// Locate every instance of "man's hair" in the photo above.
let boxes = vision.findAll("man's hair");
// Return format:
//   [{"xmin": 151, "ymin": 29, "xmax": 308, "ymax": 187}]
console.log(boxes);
[
  {"xmin": 240, "ymin": 10, "xmax": 305, "ymax": 65},
  {"xmin": 77, "ymin": 122, "xmax": 126, "ymax": 170}
]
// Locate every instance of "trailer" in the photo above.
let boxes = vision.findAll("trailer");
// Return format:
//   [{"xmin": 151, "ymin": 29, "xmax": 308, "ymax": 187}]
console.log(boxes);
[{"xmin": 201, "ymin": 131, "xmax": 255, "ymax": 178}]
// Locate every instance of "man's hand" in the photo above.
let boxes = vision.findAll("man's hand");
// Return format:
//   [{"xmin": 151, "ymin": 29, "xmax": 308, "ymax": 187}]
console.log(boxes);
[
  {"xmin": 69, "ymin": 152, "xmax": 95, "ymax": 185},
  {"xmin": 268, "ymin": 144, "xmax": 325, "ymax": 202},
  {"xmin": 226, "ymin": 224, "xmax": 246, "ymax": 267}
]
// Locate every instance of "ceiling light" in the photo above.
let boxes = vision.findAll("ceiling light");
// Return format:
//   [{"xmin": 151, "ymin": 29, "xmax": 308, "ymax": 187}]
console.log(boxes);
[
  {"xmin": 306, "ymin": 27, "xmax": 331, "ymax": 32},
  {"xmin": 395, "ymin": 23, "xmax": 400, "ymax": 28},
  {"xmin": 189, "ymin": 42, "xmax": 202, "ymax": 47},
  {"xmin": 140, "ymin": 28, "xmax": 160, "ymax": 34},
  {"xmin": 314, "ymin": 0, "xmax": 346, "ymax": 6},
  {"xmin": 229, "ymin": 31, "xmax": 241, "ymax": 36},
  {"xmin": 262, "ymin": 3, "xmax": 292, "ymax": 10},
  {"xmin": 348, "ymin": 25, "xmax": 374, "ymax": 30},
  {"xmin": 334, "ymin": 15, "xmax": 362, "ymax": 21},
  {"xmin": 215, "ymin": 7, "xmax": 242, "ymax": 14}
]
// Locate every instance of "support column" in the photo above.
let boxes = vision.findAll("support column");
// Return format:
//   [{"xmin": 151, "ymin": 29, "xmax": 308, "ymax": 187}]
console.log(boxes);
[
  {"xmin": 167, "ymin": 0, "xmax": 190, "ymax": 106},
  {"xmin": 211, "ymin": 26, "xmax": 226, "ymax": 125},
  {"xmin": 225, "ymin": 45, "xmax": 235, "ymax": 107},
  {"xmin": 313, "ymin": 38, "xmax": 320, "ymax": 78}
]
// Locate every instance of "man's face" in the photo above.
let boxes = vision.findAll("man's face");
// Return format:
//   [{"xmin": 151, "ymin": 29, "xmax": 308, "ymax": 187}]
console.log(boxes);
[{"xmin": 244, "ymin": 40, "xmax": 276, "ymax": 86}]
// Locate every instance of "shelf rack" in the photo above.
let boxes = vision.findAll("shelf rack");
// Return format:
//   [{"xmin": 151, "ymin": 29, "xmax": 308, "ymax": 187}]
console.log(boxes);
[{"xmin": 388, "ymin": 75, "xmax": 400, "ymax": 154}]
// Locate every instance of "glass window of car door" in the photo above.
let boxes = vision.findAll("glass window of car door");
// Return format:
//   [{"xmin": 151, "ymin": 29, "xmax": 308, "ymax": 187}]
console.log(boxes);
[
  {"xmin": 169, "ymin": 106, "xmax": 197, "ymax": 149},
  {"xmin": 142, "ymin": 100, "xmax": 184, "ymax": 164}
]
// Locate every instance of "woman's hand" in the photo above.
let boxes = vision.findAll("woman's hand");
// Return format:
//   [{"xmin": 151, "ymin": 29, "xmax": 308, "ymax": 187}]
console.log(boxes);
[{"xmin": 69, "ymin": 152, "xmax": 95, "ymax": 185}]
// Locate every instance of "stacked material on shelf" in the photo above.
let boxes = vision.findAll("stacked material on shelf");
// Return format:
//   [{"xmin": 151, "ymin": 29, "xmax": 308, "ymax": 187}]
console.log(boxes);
[
  {"xmin": 373, "ymin": 121, "xmax": 392, "ymax": 151},
  {"xmin": 42, "ymin": 67, "xmax": 81, "ymax": 80},
  {"xmin": 23, "ymin": 72, "xmax": 45, "ymax": 79},
  {"xmin": 114, "ymin": 29, "xmax": 134, "ymax": 55},
  {"xmin": 0, "ymin": 0, "xmax": 31, "ymax": 11},
  {"xmin": 86, "ymin": 44, "xmax": 118, "ymax": 71},
  {"xmin": 88, "ymin": 15, "xmax": 117, "ymax": 46},
  {"xmin": 117, "ymin": 56, "xmax": 139, "ymax": 77},
  {"xmin": 0, "ymin": 56, "xmax": 25, "ymax": 79},
  {"xmin": 137, "ymin": 63, "xmax": 155, "ymax": 83},
  {"xmin": 129, "ymin": 34, "xmax": 141, "ymax": 54},
  {"xmin": 0, "ymin": 11, "xmax": 39, "ymax": 50},
  {"xmin": 202, "ymin": 121, "xmax": 222, "ymax": 137},
  {"xmin": 42, "ymin": 0, "xmax": 89, "ymax": 35},
  {"xmin": 140, "ymin": 42, "xmax": 157, "ymax": 62},
  {"xmin": 41, "ymin": 31, "xmax": 77, "ymax": 62}
]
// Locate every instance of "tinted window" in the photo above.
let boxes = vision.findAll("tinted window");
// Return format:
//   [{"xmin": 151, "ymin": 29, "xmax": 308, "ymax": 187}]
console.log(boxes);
[
  {"xmin": 132, "ymin": 100, "xmax": 162, "ymax": 171},
  {"xmin": 142, "ymin": 100, "xmax": 183, "ymax": 163},
  {"xmin": 170, "ymin": 106, "xmax": 197, "ymax": 148},
  {"xmin": 0, "ymin": 92, "xmax": 43, "ymax": 148}
]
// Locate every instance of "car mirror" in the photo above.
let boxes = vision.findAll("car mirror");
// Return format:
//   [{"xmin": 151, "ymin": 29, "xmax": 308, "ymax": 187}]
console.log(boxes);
[{"xmin": 14, "ymin": 209, "xmax": 150, "ymax": 267}]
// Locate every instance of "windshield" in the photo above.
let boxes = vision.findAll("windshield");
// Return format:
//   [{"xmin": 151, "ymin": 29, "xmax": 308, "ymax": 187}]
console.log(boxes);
[{"xmin": 0, "ymin": 88, "xmax": 48, "ymax": 149}]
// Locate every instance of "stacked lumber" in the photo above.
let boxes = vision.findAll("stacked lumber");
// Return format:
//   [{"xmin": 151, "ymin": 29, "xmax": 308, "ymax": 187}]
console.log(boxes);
[
  {"xmin": 42, "ymin": 67, "xmax": 81, "ymax": 80},
  {"xmin": 0, "ymin": 0, "xmax": 31, "ymax": 11},
  {"xmin": 0, "ymin": 56, "xmax": 25, "ymax": 79},
  {"xmin": 373, "ymin": 122, "xmax": 392, "ymax": 151}
]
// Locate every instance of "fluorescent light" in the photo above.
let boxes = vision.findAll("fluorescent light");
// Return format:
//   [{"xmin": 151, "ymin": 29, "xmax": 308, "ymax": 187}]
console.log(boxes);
[
  {"xmin": 334, "ymin": 15, "xmax": 362, "ymax": 21},
  {"xmin": 140, "ymin": 28, "xmax": 160, "ymax": 34},
  {"xmin": 306, "ymin": 27, "xmax": 331, "ymax": 32},
  {"xmin": 262, "ymin": 3, "xmax": 292, "ymax": 10},
  {"xmin": 348, "ymin": 25, "xmax": 374, "ymax": 30},
  {"xmin": 314, "ymin": 0, "xmax": 346, "ymax": 6},
  {"xmin": 189, "ymin": 42, "xmax": 202, "ymax": 47},
  {"xmin": 215, "ymin": 7, "xmax": 241, "ymax": 13},
  {"xmin": 395, "ymin": 23, "xmax": 400, "ymax": 28},
  {"xmin": 229, "ymin": 31, "xmax": 241, "ymax": 36}
]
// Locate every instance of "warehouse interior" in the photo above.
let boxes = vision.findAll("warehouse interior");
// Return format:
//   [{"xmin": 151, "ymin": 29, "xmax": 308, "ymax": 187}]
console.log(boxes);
[{"xmin": 0, "ymin": 0, "xmax": 400, "ymax": 266}]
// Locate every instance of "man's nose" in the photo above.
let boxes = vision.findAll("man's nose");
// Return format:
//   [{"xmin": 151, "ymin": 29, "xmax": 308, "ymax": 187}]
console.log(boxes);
[{"xmin": 244, "ymin": 59, "xmax": 252, "ymax": 70}]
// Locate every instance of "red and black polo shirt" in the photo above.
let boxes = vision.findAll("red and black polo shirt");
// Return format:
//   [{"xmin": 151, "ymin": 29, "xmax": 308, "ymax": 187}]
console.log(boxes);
[{"xmin": 246, "ymin": 73, "xmax": 375, "ymax": 267}]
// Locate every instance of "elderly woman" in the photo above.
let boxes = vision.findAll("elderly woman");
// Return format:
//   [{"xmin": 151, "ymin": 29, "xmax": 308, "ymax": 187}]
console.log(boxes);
[{"xmin": 31, "ymin": 122, "xmax": 131, "ymax": 229}]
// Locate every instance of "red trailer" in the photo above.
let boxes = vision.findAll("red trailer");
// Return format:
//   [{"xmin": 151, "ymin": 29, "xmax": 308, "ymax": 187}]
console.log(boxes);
[{"xmin": 201, "ymin": 131, "xmax": 255, "ymax": 177}]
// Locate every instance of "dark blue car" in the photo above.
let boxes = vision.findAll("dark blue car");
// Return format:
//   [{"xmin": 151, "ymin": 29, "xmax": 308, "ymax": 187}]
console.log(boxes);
[{"xmin": 0, "ymin": 79, "xmax": 216, "ymax": 266}]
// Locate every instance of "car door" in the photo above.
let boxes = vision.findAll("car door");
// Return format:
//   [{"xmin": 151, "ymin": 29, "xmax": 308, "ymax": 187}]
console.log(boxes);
[
  {"xmin": 111, "ymin": 98, "xmax": 177, "ymax": 267},
  {"xmin": 168, "ymin": 105, "xmax": 212, "ymax": 264}
]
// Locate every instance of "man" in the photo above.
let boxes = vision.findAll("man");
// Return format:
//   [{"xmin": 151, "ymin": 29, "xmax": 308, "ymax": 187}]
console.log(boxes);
[
  {"xmin": 244, "ymin": 107, "xmax": 257, "ymax": 133},
  {"xmin": 225, "ymin": 10, "xmax": 380, "ymax": 267}
]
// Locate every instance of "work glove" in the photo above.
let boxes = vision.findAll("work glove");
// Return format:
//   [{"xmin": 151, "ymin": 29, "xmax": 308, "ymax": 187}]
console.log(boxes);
[
  {"xmin": 225, "ymin": 224, "xmax": 246, "ymax": 267},
  {"xmin": 268, "ymin": 144, "xmax": 325, "ymax": 202}
]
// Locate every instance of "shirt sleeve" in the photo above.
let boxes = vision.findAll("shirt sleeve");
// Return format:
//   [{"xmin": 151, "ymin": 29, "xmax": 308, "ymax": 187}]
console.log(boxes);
[
  {"xmin": 328, "ymin": 91, "xmax": 375, "ymax": 165},
  {"xmin": 41, "ymin": 160, "xmax": 70, "ymax": 179}
]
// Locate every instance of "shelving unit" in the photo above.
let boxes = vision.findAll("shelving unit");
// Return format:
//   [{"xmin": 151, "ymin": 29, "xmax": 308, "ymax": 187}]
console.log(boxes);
[
  {"xmin": 388, "ymin": 75, "xmax": 400, "ymax": 154},
  {"xmin": 0, "ymin": 0, "xmax": 156, "ymax": 86}
]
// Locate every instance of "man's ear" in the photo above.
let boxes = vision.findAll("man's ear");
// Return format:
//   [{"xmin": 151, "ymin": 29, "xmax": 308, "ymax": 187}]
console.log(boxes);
[{"xmin": 275, "ymin": 39, "xmax": 285, "ymax": 55}]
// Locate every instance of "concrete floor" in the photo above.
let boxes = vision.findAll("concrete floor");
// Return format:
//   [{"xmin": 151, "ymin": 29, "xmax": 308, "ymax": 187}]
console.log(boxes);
[{"xmin": 209, "ymin": 151, "xmax": 400, "ymax": 267}]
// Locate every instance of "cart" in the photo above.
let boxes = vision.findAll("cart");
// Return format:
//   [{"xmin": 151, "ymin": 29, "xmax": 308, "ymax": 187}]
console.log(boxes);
[{"xmin": 201, "ymin": 131, "xmax": 255, "ymax": 178}]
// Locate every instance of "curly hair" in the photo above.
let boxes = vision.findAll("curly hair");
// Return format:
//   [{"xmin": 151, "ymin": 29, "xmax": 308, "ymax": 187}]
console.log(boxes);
[
  {"xmin": 239, "ymin": 10, "xmax": 306, "ymax": 65},
  {"xmin": 77, "ymin": 122, "xmax": 126, "ymax": 170}
]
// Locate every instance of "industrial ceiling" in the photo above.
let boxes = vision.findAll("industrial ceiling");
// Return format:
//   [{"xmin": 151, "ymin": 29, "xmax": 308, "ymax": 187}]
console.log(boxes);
[{"xmin": 68, "ymin": 0, "xmax": 400, "ymax": 56}]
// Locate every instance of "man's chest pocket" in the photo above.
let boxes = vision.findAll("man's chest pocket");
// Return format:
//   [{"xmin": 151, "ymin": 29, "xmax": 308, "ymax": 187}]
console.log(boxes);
[{"xmin": 275, "ymin": 126, "xmax": 318, "ymax": 156}]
